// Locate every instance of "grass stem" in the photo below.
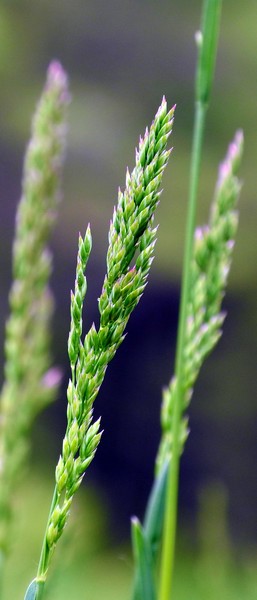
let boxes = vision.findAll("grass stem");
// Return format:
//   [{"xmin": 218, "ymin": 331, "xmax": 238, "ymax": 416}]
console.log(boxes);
[
  {"xmin": 158, "ymin": 100, "xmax": 207, "ymax": 600},
  {"xmin": 36, "ymin": 484, "xmax": 59, "ymax": 584},
  {"xmin": 158, "ymin": 2, "xmax": 222, "ymax": 598}
]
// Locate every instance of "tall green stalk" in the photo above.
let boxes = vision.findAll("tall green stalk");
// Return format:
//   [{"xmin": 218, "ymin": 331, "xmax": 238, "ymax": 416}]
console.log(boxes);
[{"xmin": 158, "ymin": 2, "xmax": 222, "ymax": 599}]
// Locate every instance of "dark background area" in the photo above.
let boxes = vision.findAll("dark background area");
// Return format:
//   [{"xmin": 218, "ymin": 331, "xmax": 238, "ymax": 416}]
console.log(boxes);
[{"xmin": 0, "ymin": 1, "xmax": 256, "ymax": 591}]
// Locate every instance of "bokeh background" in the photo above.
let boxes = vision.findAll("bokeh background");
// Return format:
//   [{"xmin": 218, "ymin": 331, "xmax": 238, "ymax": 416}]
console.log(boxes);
[{"xmin": 0, "ymin": 1, "xmax": 256, "ymax": 598}]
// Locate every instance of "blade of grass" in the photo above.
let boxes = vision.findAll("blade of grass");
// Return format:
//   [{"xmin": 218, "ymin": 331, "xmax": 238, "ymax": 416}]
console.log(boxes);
[
  {"xmin": 131, "ymin": 517, "xmax": 156, "ymax": 600},
  {"xmin": 144, "ymin": 460, "xmax": 169, "ymax": 555},
  {"xmin": 131, "ymin": 460, "xmax": 169, "ymax": 600},
  {"xmin": 24, "ymin": 580, "xmax": 44, "ymax": 600},
  {"xmin": 158, "ymin": 2, "xmax": 222, "ymax": 600}
]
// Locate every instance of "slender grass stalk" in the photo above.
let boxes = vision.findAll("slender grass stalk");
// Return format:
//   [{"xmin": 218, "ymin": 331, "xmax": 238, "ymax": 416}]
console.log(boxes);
[
  {"xmin": 158, "ymin": 2, "xmax": 222, "ymax": 599},
  {"xmin": 0, "ymin": 61, "xmax": 69, "ymax": 591},
  {"xmin": 158, "ymin": 96, "xmax": 206, "ymax": 600},
  {"xmin": 24, "ymin": 98, "xmax": 175, "ymax": 600}
]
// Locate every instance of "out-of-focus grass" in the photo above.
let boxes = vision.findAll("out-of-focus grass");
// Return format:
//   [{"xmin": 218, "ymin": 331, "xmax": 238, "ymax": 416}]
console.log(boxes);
[
  {"xmin": 172, "ymin": 547, "xmax": 257, "ymax": 600},
  {"xmin": 5, "ymin": 467, "xmax": 131, "ymax": 600},
  {"xmin": 4, "ymin": 468, "xmax": 257, "ymax": 599}
]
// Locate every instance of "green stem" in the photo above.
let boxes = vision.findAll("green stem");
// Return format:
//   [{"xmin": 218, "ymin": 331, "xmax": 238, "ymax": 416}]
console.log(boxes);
[
  {"xmin": 158, "ymin": 100, "xmax": 207, "ymax": 600},
  {"xmin": 36, "ymin": 484, "xmax": 58, "ymax": 583},
  {"xmin": 35, "ymin": 580, "xmax": 45, "ymax": 600},
  {"xmin": 29, "ymin": 371, "xmax": 77, "ymax": 599},
  {"xmin": 24, "ymin": 321, "xmax": 78, "ymax": 600},
  {"xmin": 24, "ymin": 485, "xmax": 59, "ymax": 599},
  {"xmin": 158, "ymin": 2, "xmax": 222, "ymax": 598}
]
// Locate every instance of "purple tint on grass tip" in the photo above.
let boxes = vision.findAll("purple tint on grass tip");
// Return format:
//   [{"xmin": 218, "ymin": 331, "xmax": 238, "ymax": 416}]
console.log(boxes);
[
  {"xmin": 158, "ymin": 96, "xmax": 167, "ymax": 114},
  {"xmin": 48, "ymin": 60, "xmax": 67, "ymax": 86},
  {"xmin": 200, "ymin": 322, "xmax": 209, "ymax": 336},
  {"xmin": 195, "ymin": 226, "xmax": 204, "ymax": 241},
  {"xmin": 47, "ymin": 60, "xmax": 70, "ymax": 104},
  {"xmin": 217, "ymin": 162, "xmax": 230, "ymax": 187},
  {"xmin": 228, "ymin": 141, "xmax": 238, "ymax": 161},
  {"xmin": 42, "ymin": 367, "xmax": 62, "ymax": 389},
  {"xmin": 195, "ymin": 225, "xmax": 209, "ymax": 241},
  {"xmin": 228, "ymin": 130, "xmax": 243, "ymax": 161},
  {"xmin": 226, "ymin": 239, "xmax": 235, "ymax": 251}
]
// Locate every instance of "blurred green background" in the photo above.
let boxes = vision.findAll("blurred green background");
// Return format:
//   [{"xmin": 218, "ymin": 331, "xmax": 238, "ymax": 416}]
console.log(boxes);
[{"xmin": 0, "ymin": 1, "xmax": 256, "ymax": 598}]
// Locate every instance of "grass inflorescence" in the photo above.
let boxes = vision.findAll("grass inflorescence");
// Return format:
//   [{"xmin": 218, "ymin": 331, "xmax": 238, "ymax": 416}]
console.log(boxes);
[
  {"xmin": 0, "ymin": 61, "xmax": 69, "ymax": 565},
  {"xmin": 157, "ymin": 129, "xmax": 243, "ymax": 474},
  {"xmin": 25, "ymin": 97, "xmax": 175, "ymax": 598}
]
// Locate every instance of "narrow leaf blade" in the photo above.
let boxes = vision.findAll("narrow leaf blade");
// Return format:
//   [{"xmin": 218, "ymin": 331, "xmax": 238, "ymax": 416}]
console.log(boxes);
[
  {"xmin": 24, "ymin": 579, "xmax": 44, "ymax": 600},
  {"xmin": 131, "ymin": 517, "xmax": 156, "ymax": 600},
  {"xmin": 144, "ymin": 459, "xmax": 169, "ymax": 558}
]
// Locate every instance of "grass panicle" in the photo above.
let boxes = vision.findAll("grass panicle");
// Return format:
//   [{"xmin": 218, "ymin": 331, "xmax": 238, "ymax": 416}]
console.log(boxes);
[
  {"xmin": 0, "ymin": 61, "xmax": 69, "ymax": 560},
  {"xmin": 157, "ymin": 129, "xmax": 243, "ymax": 473},
  {"xmin": 27, "ymin": 98, "xmax": 175, "ymax": 595}
]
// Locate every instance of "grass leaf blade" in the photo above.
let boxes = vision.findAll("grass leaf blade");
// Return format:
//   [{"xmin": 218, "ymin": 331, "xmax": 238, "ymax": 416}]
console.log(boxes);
[{"xmin": 131, "ymin": 517, "xmax": 156, "ymax": 600}]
